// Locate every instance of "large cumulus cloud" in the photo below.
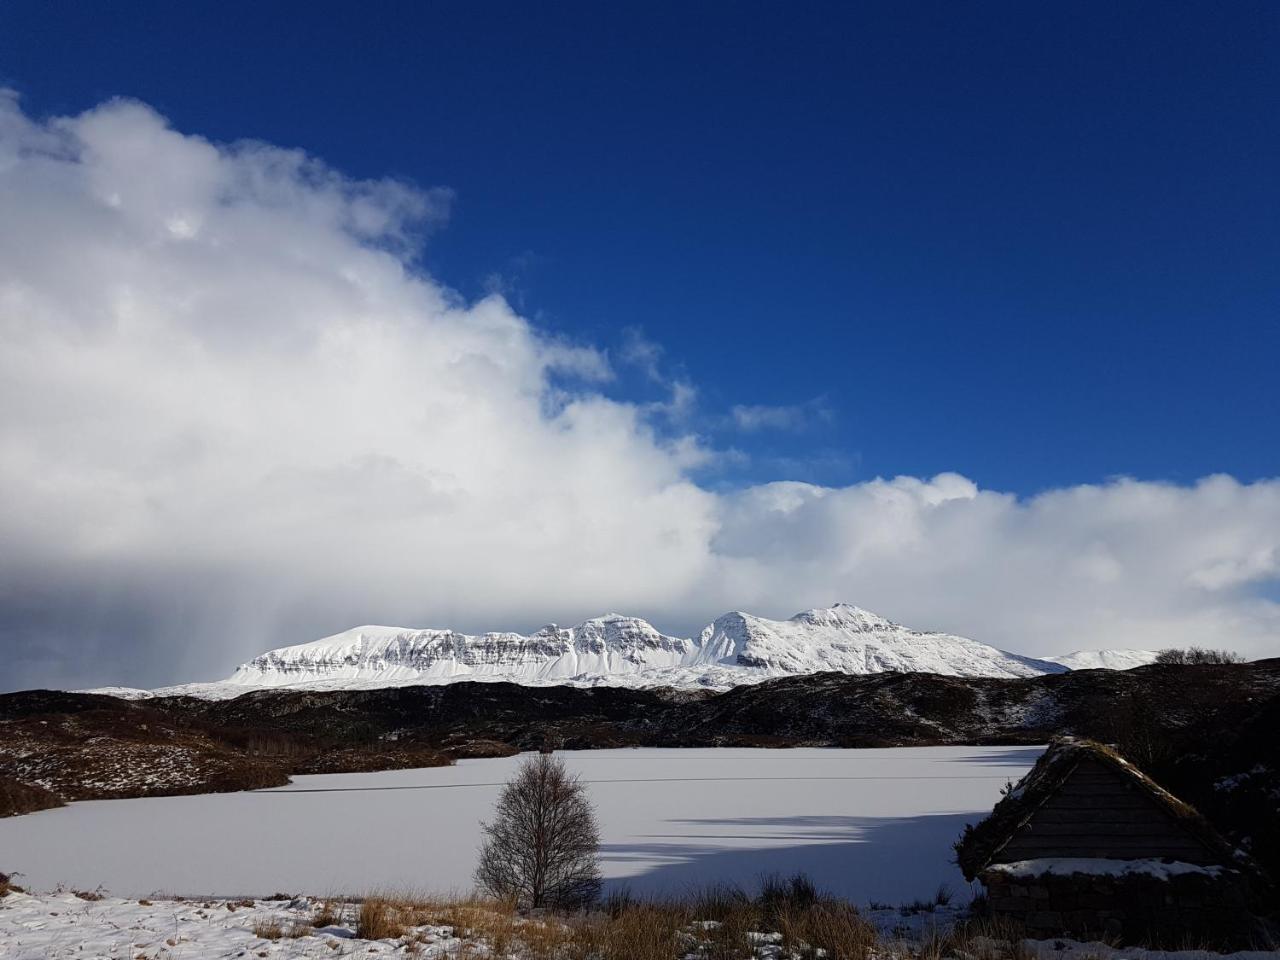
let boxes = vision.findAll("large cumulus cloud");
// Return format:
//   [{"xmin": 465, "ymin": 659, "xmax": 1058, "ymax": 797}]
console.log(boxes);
[{"xmin": 1, "ymin": 92, "xmax": 1276, "ymax": 690}]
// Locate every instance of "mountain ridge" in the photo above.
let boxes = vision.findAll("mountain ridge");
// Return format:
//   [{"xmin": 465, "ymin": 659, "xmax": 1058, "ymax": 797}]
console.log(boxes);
[{"xmin": 81, "ymin": 603, "xmax": 1162, "ymax": 699}]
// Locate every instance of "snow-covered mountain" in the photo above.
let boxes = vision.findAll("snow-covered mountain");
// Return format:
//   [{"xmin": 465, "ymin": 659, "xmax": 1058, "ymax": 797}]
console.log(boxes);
[
  {"xmin": 1042, "ymin": 649, "xmax": 1161, "ymax": 671},
  {"xmin": 227, "ymin": 615, "xmax": 698, "ymax": 688},
  {"xmin": 91, "ymin": 603, "xmax": 1100, "ymax": 699},
  {"xmin": 691, "ymin": 605, "xmax": 1061, "ymax": 678},
  {"xmin": 229, "ymin": 603, "xmax": 1072, "ymax": 690}
]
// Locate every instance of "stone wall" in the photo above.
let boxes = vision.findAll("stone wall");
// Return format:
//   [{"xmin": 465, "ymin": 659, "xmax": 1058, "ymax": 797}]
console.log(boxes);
[{"xmin": 980, "ymin": 867, "xmax": 1257, "ymax": 947}]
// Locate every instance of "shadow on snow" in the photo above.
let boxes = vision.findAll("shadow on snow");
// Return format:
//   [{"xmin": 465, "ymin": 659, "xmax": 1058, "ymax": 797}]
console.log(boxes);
[{"xmin": 600, "ymin": 812, "xmax": 982, "ymax": 904}]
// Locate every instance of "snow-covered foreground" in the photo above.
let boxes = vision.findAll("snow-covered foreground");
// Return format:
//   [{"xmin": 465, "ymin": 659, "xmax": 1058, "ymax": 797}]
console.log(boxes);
[
  {"xmin": 0, "ymin": 747, "xmax": 1038, "ymax": 903},
  {"xmin": 0, "ymin": 893, "xmax": 418, "ymax": 960},
  {"xmin": 3, "ymin": 892, "xmax": 1276, "ymax": 960}
]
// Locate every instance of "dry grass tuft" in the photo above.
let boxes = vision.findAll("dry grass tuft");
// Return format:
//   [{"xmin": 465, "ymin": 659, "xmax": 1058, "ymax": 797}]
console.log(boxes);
[
  {"xmin": 312, "ymin": 898, "xmax": 343, "ymax": 927},
  {"xmin": 252, "ymin": 919, "xmax": 284, "ymax": 940},
  {"xmin": 568, "ymin": 902, "xmax": 690, "ymax": 960},
  {"xmin": 431, "ymin": 896, "xmax": 520, "ymax": 953},
  {"xmin": 777, "ymin": 900, "xmax": 877, "ymax": 960},
  {"xmin": 701, "ymin": 902, "xmax": 759, "ymax": 960},
  {"xmin": 251, "ymin": 917, "xmax": 312, "ymax": 941},
  {"xmin": 686, "ymin": 880, "xmax": 751, "ymax": 922},
  {"xmin": 357, "ymin": 896, "xmax": 408, "ymax": 940}
]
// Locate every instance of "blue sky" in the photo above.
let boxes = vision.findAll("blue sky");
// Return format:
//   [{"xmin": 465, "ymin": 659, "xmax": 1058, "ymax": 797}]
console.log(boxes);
[
  {"xmin": 2, "ymin": 3, "xmax": 1279, "ymax": 689},
  {"xmin": 4, "ymin": 1, "xmax": 1276, "ymax": 496}
]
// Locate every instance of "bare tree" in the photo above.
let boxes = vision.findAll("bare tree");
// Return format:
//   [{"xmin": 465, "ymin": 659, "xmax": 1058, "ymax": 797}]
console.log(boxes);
[
  {"xmin": 1155, "ymin": 647, "xmax": 1246, "ymax": 665},
  {"xmin": 474, "ymin": 753, "xmax": 602, "ymax": 910}
]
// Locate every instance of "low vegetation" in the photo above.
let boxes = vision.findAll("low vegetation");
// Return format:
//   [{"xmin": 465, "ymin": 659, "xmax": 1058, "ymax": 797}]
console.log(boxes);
[
  {"xmin": 339, "ymin": 881, "xmax": 886, "ymax": 959},
  {"xmin": 5, "ymin": 881, "xmax": 1271, "ymax": 956},
  {"xmin": 321, "ymin": 878, "xmax": 1208, "ymax": 958},
  {"xmin": 0, "ymin": 776, "xmax": 64, "ymax": 817},
  {"xmin": 293, "ymin": 747, "xmax": 453, "ymax": 775},
  {"xmin": 252, "ymin": 917, "xmax": 313, "ymax": 940}
]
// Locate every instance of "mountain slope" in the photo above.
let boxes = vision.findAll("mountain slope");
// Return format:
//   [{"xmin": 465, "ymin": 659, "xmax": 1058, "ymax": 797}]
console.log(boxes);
[{"xmin": 1042, "ymin": 649, "xmax": 1161, "ymax": 670}]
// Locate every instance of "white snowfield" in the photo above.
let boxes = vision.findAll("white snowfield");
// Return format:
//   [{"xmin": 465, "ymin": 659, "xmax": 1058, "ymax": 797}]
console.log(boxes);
[
  {"xmin": 81, "ymin": 603, "xmax": 1161, "ymax": 700},
  {"xmin": 0, "ymin": 747, "xmax": 1037, "ymax": 901}
]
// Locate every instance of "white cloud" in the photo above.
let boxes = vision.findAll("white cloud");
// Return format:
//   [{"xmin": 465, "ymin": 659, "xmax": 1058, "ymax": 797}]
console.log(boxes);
[
  {"xmin": 618, "ymin": 326, "xmax": 665, "ymax": 382},
  {"xmin": 0, "ymin": 92, "xmax": 1277, "ymax": 688},
  {"xmin": 730, "ymin": 399, "xmax": 833, "ymax": 432},
  {"xmin": 710, "ymin": 473, "xmax": 1280, "ymax": 659}
]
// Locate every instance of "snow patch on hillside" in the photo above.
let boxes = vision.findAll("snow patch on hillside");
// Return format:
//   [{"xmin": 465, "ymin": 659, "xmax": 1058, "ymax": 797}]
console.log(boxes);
[{"xmin": 1042, "ymin": 649, "xmax": 1160, "ymax": 670}]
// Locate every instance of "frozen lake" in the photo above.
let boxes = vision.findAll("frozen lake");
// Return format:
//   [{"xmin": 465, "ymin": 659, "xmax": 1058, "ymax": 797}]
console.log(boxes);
[{"xmin": 0, "ymin": 746, "xmax": 1041, "ymax": 903}]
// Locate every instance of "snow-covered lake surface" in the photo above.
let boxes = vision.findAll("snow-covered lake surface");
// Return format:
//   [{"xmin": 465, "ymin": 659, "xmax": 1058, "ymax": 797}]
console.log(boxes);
[{"xmin": 0, "ymin": 746, "xmax": 1042, "ymax": 903}]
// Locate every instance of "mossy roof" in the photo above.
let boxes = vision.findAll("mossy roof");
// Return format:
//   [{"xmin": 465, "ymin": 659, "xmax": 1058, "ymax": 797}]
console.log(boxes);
[{"xmin": 953, "ymin": 737, "xmax": 1258, "ymax": 881}]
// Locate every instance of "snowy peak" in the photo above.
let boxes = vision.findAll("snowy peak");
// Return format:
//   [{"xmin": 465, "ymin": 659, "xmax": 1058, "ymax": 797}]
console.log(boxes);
[
  {"xmin": 790, "ymin": 603, "xmax": 897, "ymax": 630},
  {"xmin": 696, "ymin": 604, "xmax": 1063, "ymax": 679}
]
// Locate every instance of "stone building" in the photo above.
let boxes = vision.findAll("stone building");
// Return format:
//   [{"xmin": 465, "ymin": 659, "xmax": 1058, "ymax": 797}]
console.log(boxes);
[{"xmin": 954, "ymin": 738, "xmax": 1269, "ymax": 946}]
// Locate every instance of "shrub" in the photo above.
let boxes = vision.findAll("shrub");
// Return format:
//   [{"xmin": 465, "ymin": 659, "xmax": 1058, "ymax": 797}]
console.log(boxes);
[
  {"xmin": 474, "ymin": 753, "xmax": 602, "ymax": 910},
  {"xmin": 1155, "ymin": 647, "xmax": 1246, "ymax": 665}
]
